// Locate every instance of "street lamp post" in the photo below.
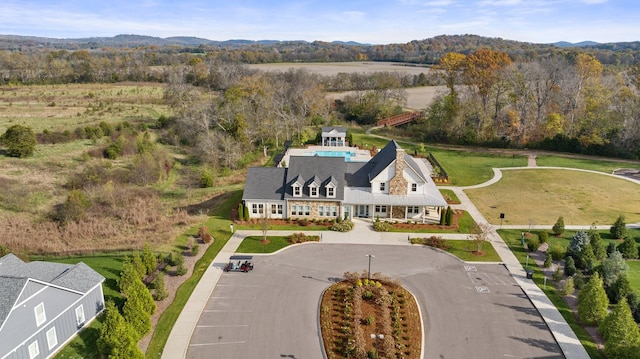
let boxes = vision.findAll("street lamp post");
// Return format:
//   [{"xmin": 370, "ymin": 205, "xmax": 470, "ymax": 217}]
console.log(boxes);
[
  {"xmin": 365, "ymin": 254, "xmax": 375, "ymax": 280},
  {"xmin": 370, "ymin": 333, "xmax": 384, "ymax": 354}
]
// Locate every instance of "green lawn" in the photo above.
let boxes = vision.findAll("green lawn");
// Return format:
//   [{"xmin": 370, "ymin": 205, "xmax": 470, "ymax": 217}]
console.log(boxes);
[
  {"xmin": 498, "ymin": 230, "xmax": 604, "ymax": 359},
  {"xmin": 145, "ymin": 190, "xmax": 242, "ymax": 359},
  {"xmin": 535, "ymin": 155, "xmax": 640, "ymax": 173},
  {"xmin": 628, "ymin": 261, "xmax": 640, "ymax": 295},
  {"xmin": 466, "ymin": 169, "xmax": 640, "ymax": 225},
  {"xmin": 445, "ymin": 240, "xmax": 502, "ymax": 262},
  {"xmin": 439, "ymin": 189, "xmax": 460, "ymax": 204},
  {"xmin": 236, "ymin": 236, "xmax": 292, "ymax": 253},
  {"xmin": 387, "ymin": 211, "xmax": 478, "ymax": 234}
]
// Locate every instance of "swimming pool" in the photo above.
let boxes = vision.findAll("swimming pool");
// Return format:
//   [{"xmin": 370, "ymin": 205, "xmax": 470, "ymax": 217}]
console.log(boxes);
[{"xmin": 308, "ymin": 150, "xmax": 356, "ymax": 161}]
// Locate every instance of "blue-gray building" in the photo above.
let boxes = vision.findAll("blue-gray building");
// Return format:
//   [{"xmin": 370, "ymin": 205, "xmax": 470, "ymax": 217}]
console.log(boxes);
[{"xmin": 0, "ymin": 253, "xmax": 105, "ymax": 359}]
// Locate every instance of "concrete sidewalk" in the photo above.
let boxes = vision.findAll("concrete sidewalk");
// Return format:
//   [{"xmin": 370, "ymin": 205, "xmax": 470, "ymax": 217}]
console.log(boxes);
[{"xmin": 163, "ymin": 168, "xmax": 593, "ymax": 359}]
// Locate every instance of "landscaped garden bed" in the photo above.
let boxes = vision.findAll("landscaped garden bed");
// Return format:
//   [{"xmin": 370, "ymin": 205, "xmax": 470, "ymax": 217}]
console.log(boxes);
[{"xmin": 320, "ymin": 272, "xmax": 421, "ymax": 359}]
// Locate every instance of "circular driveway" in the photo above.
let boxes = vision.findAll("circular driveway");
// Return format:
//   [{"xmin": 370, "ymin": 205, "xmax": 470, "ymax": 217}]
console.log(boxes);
[{"xmin": 187, "ymin": 244, "xmax": 562, "ymax": 359}]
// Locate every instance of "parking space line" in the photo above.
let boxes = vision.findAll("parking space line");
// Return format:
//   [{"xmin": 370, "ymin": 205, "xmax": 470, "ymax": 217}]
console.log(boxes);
[{"xmin": 189, "ymin": 341, "xmax": 246, "ymax": 346}]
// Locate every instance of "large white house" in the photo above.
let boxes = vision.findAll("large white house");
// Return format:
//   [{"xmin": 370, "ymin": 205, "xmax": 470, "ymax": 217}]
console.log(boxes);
[{"xmin": 242, "ymin": 140, "xmax": 447, "ymax": 222}]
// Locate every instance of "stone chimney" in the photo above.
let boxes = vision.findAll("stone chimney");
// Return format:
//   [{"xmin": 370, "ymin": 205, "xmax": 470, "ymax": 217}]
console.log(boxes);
[{"xmin": 389, "ymin": 148, "xmax": 407, "ymax": 195}]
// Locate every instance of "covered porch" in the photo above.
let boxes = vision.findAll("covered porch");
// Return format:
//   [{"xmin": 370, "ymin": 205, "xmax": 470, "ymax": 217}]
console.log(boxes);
[{"xmin": 344, "ymin": 188, "xmax": 447, "ymax": 224}]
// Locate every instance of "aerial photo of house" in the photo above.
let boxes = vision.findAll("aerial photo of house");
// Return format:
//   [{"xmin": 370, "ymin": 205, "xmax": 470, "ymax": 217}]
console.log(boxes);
[
  {"xmin": 243, "ymin": 128, "xmax": 447, "ymax": 222},
  {"xmin": 0, "ymin": 254, "xmax": 105, "ymax": 359}
]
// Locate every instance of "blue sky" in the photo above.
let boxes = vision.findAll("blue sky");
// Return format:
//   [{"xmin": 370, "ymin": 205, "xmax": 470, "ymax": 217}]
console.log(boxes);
[{"xmin": 1, "ymin": 0, "xmax": 638, "ymax": 44}]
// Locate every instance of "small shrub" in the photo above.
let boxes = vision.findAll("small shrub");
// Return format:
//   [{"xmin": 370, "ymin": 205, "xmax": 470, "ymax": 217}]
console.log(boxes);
[
  {"xmin": 152, "ymin": 273, "xmax": 169, "ymax": 301},
  {"xmin": 373, "ymin": 220, "xmax": 391, "ymax": 232},
  {"xmin": 411, "ymin": 236, "xmax": 449, "ymax": 250},
  {"xmin": 538, "ymin": 231, "xmax": 548, "ymax": 244},
  {"xmin": 544, "ymin": 255, "xmax": 553, "ymax": 268},
  {"xmin": 297, "ymin": 219, "xmax": 310, "ymax": 226},
  {"xmin": 526, "ymin": 237, "xmax": 540, "ymax": 252},
  {"xmin": 561, "ymin": 277, "xmax": 575, "ymax": 296},
  {"xmin": 362, "ymin": 291, "xmax": 374, "ymax": 300},
  {"xmin": 552, "ymin": 267, "xmax": 563, "ymax": 281},
  {"xmin": 175, "ymin": 263, "xmax": 187, "ymax": 276},
  {"xmin": 548, "ymin": 245, "xmax": 565, "ymax": 260},
  {"xmin": 574, "ymin": 272, "xmax": 586, "ymax": 289},
  {"xmin": 191, "ymin": 244, "xmax": 200, "ymax": 256},
  {"xmin": 363, "ymin": 316, "xmax": 374, "ymax": 325},
  {"xmin": 331, "ymin": 220, "xmax": 354, "ymax": 232},
  {"xmin": 367, "ymin": 348, "xmax": 378, "ymax": 359}
]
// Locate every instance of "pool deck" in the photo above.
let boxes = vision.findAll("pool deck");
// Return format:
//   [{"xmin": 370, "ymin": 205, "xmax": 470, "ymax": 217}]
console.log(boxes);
[{"xmin": 279, "ymin": 145, "xmax": 372, "ymax": 165}]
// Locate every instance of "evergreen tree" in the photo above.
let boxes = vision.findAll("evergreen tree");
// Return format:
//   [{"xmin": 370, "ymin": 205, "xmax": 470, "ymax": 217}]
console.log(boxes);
[
  {"xmin": 152, "ymin": 272, "xmax": 169, "ymax": 301},
  {"xmin": 118, "ymin": 257, "xmax": 138, "ymax": 295},
  {"xmin": 602, "ymin": 251, "xmax": 629, "ymax": 287},
  {"xmin": 627, "ymin": 292, "xmax": 640, "ymax": 323},
  {"xmin": 599, "ymin": 298, "xmax": 640, "ymax": 359},
  {"xmin": 552, "ymin": 216, "xmax": 565, "ymax": 235},
  {"xmin": 578, "ymin": 272, "xmax": 609, "ymax": 326},
  {"xmin": 564, "ymin": 256, "xmax": 576, "ymax": 277},
  {"xmin": 579, "ymin": 243, "xmax": 596, "ymax": 273},
  {"xmin": 0, "ymin": 124, "xmax": 37, "ymax": 157},
  {"xmin": 588, "ymin": 225, "xmax": 606, "ymax": 260},
  {"xmin": 606, "ymin": 242, "xmax": 617, "ymax": 256},
  {"xmin": 607, "ymin": 275, "xmax": 631, "ymax": 305},
  {"xmin": 97, "ymin": 301, "xmax": 144, "ymax": 359},
  {"xmin": 610, "ymin": 215, "xmax": 627, "ymax": 239},
  {"xmin": 237, "ymin": 202, "xmax": 244, "ymax": 221},
  {"xmin": 444, "ymin": 206, "xmax": 453, "ymax": 226},
  {"xmin": 141, "ymin": 243, "xmax": 157, "ymax": 276},
  {"xmin": 618, "ymin": 236, "xmax": 638, "ymax": 259},
  {"xmin": 132, "ymin": 251, "xmax": 146, "ymax": 279},
  {"xmin": 122, "ymin": 278, "xmax": 155, "ymax": 339},
  {"xmin": 243, "ymin": 204, "xmax": 250, "ymax": 221}
]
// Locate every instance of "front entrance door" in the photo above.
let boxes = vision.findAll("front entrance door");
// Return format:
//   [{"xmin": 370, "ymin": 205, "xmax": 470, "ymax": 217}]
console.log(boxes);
[{"xmin": 356, "ymin": 205, "xmax": 370, "ymax": 218}]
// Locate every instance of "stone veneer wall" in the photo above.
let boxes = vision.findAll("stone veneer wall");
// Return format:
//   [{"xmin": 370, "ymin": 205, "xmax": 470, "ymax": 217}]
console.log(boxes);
[
  {"xmin": 389, "ymin": 149, "xmax": 408, "ymax": 195},
  {"xmin": 390, "ymin": 206, "xmax": 407, "ymax": 219},
  {"xmin": 288, "ymin": 200, "xmax": 342, "ymax": 219}
]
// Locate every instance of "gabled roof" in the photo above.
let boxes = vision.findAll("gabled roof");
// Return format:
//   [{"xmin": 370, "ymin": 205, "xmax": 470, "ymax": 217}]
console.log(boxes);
[
  {"xmin": 285, "ymin": 156, "xmax": 346, "ymax": 200},
  {"xmin": 322, "ymin": 126, "xmax": 347, "ymax": 136},
  {"xmin": 242, "ymin": 167, "xmax": 287, "ymax": 201},
  {"xmin": 308, "ymin": 175, "xmax": 321, "ymax": 187},
  {"xmin": 0, "ymin": 253, "xmax": 105, "ymax": 329},
  {"xmin": 367, "ymin": 140, "xmax": 402, "ymax": 181}
]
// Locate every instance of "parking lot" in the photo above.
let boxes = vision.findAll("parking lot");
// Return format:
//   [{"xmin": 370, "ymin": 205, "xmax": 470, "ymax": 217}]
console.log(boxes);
[{"xmin": 187, "ymin": 244, "xmax": 563, "ymax": 359}]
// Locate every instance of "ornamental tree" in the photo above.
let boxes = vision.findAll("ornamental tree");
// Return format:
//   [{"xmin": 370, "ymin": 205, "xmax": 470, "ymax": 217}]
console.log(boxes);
[
  {"xmin": 552, "ymin": 216, "xmax": 565, "ymax": 235},
  {"xmin": 578, "ymin": 272, "xmax": 609, "ymax": 326},
  {"xmin": 610, "ymin": 215, "xmax": 627, "ymax": 239},
  {"xmin": 599, "ymin": 298, "xmax": 640, "ymax": 359}
]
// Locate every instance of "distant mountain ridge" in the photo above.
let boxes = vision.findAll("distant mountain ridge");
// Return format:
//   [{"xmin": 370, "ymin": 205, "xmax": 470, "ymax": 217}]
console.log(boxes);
[{"xmin": 0, "ymin": 33, "xmax": 371, "ymax": 49}]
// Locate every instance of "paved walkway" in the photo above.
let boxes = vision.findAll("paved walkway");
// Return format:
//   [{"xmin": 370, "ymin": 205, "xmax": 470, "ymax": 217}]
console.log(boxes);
[{"xmin": 161, "ymin": 158, "xmax": 640, "ymax": 358}]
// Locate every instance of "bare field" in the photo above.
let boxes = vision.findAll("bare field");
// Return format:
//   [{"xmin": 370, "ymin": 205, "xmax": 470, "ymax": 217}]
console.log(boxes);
[
  {"xmin": 327, "ymin": 86, "xmax": 446, "ymax": 111},
  {"xmin": 248, "ymin": 61, "xmax": 432, "ymax": 76},
  {"xmin": 466, "ymin": 169, "xmax": 640, "ymax": 226},
  {"xmin": 0, "ymin": 82, "xmax": 169, "ymax": 133}
]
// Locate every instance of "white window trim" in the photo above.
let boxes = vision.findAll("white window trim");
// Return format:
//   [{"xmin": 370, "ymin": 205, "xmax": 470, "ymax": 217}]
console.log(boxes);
[
  {"xmin": 309, "ymin": 185, "xmax": 318, "ymax": 197},
  {"xmin": 34, "ymin": 303, "xmax": 46, "ymax": 327},
  {"xmin": 292, "ymin": 185, "xmax": 302, "ymax": 197},
  {"xmin": 46, "ymin": 327, "xmax": 58, "ymax": 350},
  {"xmin": 326, "ymin": 184, "xmax": 336, "ymax": 198},
  {"xmin": 411, "ymin": 183, "xmax": 418, "ymax": 192},
  {"xmin": 76, "ymin": 305, "xmax": 86, "ymax": 326},
  {"xmin": 28, "ymin": 341, "xmax": 39, "ymax": 359},
  {"xmin": 379, "ymin": 182, "xmax": 386, "ymax": 192}
]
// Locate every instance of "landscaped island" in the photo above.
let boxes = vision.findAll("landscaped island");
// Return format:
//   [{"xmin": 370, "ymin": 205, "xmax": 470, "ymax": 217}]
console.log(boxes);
[{"xmin": 320, "ymin": 272, "xmax": 421, "ymax": 359}]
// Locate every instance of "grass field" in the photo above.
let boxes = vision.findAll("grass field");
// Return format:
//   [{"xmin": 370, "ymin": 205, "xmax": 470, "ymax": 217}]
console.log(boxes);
[
  {"xmin": 444, "ymin": 240, "xmax": 502, "ymax": 262},
  {"xmin": 466, "ymin": 169, "xmax": 640, "ymax": 225},
  {"xmin": 536, "ymin": 155, "xmax": 640, "ymax": 173},
  {"xmin": 0, "ymin": 83, "xmax": 169, "ymax": 133}
]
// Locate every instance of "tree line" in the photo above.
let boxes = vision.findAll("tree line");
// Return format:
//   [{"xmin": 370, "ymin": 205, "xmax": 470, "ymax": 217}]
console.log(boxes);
[{"xmin": 415, "ymin": 49, "xmax": 640, "ymax": 159}]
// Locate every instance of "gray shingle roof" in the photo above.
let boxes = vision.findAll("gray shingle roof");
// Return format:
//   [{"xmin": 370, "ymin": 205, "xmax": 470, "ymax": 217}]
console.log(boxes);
[
  {"xmin": 0, "ymin": 253, "xmax": 105, "ymax": 328},
  {"xmin": 285, "ymin": 156, "xmax": 346, "ymax": 200},
  {"xmin": 321, "ymin": 126, "xmax": 347, "ymax": 135},
  {"xmin": 242, "ymin": 167, "xmax": 287, "ymax": 201}
]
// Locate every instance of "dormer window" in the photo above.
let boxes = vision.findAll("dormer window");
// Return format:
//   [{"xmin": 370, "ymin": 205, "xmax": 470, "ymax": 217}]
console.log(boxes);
[
  {"xmin": 309, "ymin": 184, "xmax": 318, "ymax": 197},
  {"xmin": 326, "ymin": 185, "xmax": 335, "ymax": 198},
  {"xmin": 293, "ymin": 185, "xmax": 301, "ymax": 197}
]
